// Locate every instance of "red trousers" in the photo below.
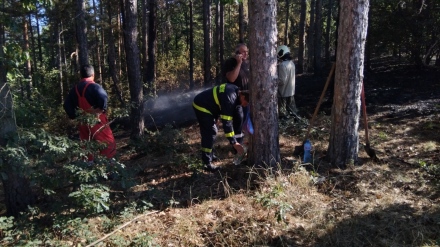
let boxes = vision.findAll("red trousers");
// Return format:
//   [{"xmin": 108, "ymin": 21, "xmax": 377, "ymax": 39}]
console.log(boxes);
[
  {"xmin": 78, "ymin": 113, "xmax": 116, "ymax": 161},
  {"xmin": 76, "ymin": 81, "xmax": 116, "ymax": 161}
]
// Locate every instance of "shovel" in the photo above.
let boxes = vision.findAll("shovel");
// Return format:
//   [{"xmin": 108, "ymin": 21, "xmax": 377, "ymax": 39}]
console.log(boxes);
[
  {"xmin": 293, "ymin": 63, "xmax": 336, "ymax": 155},
  {"xmin": 361, "ymin": 81, "xmax": 379, "ymax": 161}
]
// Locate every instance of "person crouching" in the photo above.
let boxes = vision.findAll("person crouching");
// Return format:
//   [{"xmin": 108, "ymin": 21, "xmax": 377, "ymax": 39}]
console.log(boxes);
[{"xmin": 192, "ymin": 83, "xmax": 249, "ymax": 172}]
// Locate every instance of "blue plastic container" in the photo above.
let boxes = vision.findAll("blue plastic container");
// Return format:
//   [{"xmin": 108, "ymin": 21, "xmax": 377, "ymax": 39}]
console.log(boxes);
[{"xmin": 303, "ymin": 139, "xmax": 312, "ymax": 163}]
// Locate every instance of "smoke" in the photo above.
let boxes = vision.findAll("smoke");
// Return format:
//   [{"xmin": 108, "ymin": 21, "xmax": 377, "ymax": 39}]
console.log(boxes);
[{"xmin": 143, "ymin": 88, "xmax": 204, "ymax": 129}]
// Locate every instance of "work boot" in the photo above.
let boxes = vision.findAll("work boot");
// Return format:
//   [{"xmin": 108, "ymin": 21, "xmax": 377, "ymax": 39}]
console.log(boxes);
[
  {"xmin": 204, "ymin": 163, "xmax": 220, "ymax": 172},
  {"xmin": 212, "ymin": 154, "xmax": 219, "ymax": 161}
]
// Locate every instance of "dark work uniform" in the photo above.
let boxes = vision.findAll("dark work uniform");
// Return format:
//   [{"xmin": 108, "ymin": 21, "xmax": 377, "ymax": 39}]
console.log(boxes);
[
  {"xmin": 64, "ymin": 78, "xmax": 116, "ymax": 160},
  {"xmin": 193, "ymin": 83, "xmax": 241, "ymax": 165},
  {"xmin": 222, "ymin": 57, "xmax": 250, "ymax": 90},
  {"xmin": 222, "ymin": 58, "xmax": 250, "ymax": 143}
]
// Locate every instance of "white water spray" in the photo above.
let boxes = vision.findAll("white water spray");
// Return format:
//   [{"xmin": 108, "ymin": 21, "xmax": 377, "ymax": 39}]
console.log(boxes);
[{"xmin": 143, "ymin": 88, "xmax": 205, "ymax": 128}]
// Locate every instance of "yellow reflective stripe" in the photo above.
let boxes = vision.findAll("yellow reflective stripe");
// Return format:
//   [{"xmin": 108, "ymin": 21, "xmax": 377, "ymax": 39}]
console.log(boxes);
[
  {"xmin": 220, "ymin": 115, "xmax": 233, "ymax": 121},
  {"xmin": 213, "ymin": 86, "xmax": 220, "ymax": 109},
  {"xmin": 201, "ymin": 147, "xmax": 212, "ymax": 153},
  {"xmin": 219, "ymin": 83, "xmax": 226, "ymax": 93},
  {"xmin": 193, "ymin": 102, "xmax": 212, "ymax": 115},
  {"xmin": 225, "ymin": 131, "xmax": 235, "ymax": 137}
]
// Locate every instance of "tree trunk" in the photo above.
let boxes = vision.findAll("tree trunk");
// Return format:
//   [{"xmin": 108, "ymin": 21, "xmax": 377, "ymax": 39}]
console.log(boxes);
[
  {"xmin": 189, "ymin": 0, "xmax": 194, "ymax": 89},
  {"xmin": 327, "ymin": 0, "xmax": 369, "ymax": 168},
  {"xmin": 107, "ymin": 1, "xmax": 125, "ymax": 107},
  {"xmin": 238, "ymin": 2, "xmax": 244, "ymax": 43},
  {"xmin": 141, "ymin": 0, "xmax": 148, "ymax": 93},
  {"xmin": 28, "ymin": 13, "xmax": 38, "ymax": 89},
  {"xmin": 212, "ymin": 1, "xmax": 224, "ymax": 83},
  {"xmin": 163, "ymin": 1, "xmax": 171, "ymax": 58},
  {"xmin": 297, "ymin": 0, "xmax": 306, "ymax": 74},
  {"xmin": 23, "ymin": 17, "xmax": 32, "ymax": 99},
  {"xmin": 248, "ymin": 0, "xmax": 280, "ymax": 169},
  {"xmin": 324, "ymin": 0, "xmax": 333, "ymax": 63},
  {"xmin": 2, "ymin": 169, "xmax": 35, "ymax": 217},
  {"xmin": 203, "ymin": 0, "xmax": 212, "ymax": 86},
  {"xmin": 34, "ymin": 10, "xmax": 45, "ymax": 86},
  {"xmin": 99, "ymin": 2, "xmax": 106, "ymax": 87},
  {"xmin": 0, "ymin": 22, "xmax": 5, "ymax": 84},
  {"xmin": 0, "ymin": 25, "xmax": 35, "ymax": 215},
  {"xmin": 0, "ymin": 8, "xmax": 35, "ymax": 216},
  {"xmin": 35, "ymin": 10, "xmax": 43, "ymax": 68},
  {"xmin": 314, "ymin": 0, "xmax": 323, "ymax": 73},
  {"xmin": 214, "ymin": 1, "xmax": 220, "ymax": 83},
  {"xmin": 307, "ymin": 0, "xmax": 315, "ymax": 73},
  {"xmin": 92, "ymin": 0, "xmax": 103, "ymax": 86},
  {"xmin": 117, "ymin": 4, "xmax": 123, "ymax": 80},
  {"xmin": 57, "ymin": 23, "xmax": 64, "ymax": 103},
  {"xmin": 219, "ymin": 3, "xmax": 224, "ymax": 73},
  {"xmin": 75, "ymin": 0, "xmax": 89, "ymax": 66},
  {"xmin": 146, "ymin": 0, "xmax": 157, "ymax": 95},
  {"xmin": 49, "ymin": 13, "xmax": 57, "ymax": 70},
  {"xmin": 123, "ymin": 0, "xmax": 145, "ymax": 139},
  {"xmin": 284, "ymin": 0, "xmax": 290, "ymax": 45}
]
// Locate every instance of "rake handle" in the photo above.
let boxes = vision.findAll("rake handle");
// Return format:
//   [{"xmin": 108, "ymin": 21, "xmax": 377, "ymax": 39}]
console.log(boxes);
[
  {"xmin": 361, "ymin": 81, "xmax": 370, "ymax": 145},
  {"xmin": 305, "ymin": 62, "xmax": 336, "ymax": 141}
]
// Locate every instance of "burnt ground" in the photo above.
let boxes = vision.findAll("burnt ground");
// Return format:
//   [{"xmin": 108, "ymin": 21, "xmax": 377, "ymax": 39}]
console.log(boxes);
[
  {"xmin": 110, "ymin": 56, "xmax": 440, "ymax": 245},
  {"xmin": 112, "ymin": 55, "xmax": 439, "ymax": 206}
]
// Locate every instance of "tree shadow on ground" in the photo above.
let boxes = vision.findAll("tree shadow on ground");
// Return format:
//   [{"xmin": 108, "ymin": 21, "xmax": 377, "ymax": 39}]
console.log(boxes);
[{"xmin": 261, "ymin": 203, "xmax": 440, "ymax": 247}]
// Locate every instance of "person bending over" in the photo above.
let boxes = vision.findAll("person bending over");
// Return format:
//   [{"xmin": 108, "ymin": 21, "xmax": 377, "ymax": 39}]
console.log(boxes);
[{"xmin": 193, "ymin": 83, "xmax": 249, "ymax": 172}]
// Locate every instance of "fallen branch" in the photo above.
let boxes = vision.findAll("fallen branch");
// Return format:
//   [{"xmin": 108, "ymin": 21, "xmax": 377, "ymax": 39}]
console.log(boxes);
[{"xmin": 85, "ymin": 210, "xmax": 160, "ymax": 247}]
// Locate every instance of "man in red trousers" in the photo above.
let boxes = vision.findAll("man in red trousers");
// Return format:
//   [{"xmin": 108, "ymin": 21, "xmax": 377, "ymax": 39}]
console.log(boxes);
[{"xmin": 64, "ymin": 64, "xmax": 116, "ymax": 161}]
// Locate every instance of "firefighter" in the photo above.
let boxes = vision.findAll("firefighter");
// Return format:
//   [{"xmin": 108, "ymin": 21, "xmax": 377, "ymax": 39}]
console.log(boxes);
[
  {"xmin": 64, "ymin": 64, "xmax": 116, "ymax": 161},
  {"xmin": 193, "ymin": 83, "xmax": 249, "ymax": 172},
  {"xmin": 277, "ymin": 45, "xmax": 298, "ymax": 120}
]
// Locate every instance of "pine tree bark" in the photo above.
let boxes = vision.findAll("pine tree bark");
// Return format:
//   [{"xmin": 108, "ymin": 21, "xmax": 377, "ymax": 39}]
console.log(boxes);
[
  {"xmin": 0, "ymin": 25, "xmax": 35, "ymax": 215},
  {"xmin": 203, "ymin": 0, "xmax": 212, "ymax": 86},
  {"xmin": 214, "ymin": 1, "xmax": 220, "ymax": 82},
  {"xmin": 141, "ymin": 0, "xmax": 149, "ymax": 93},
  {"xmin": 219, "ymin": 3, "xmax": 224, "ymax": 73},
  {"xmin": 106, "ymin": 1, "xmax": 125, "ymax": 107},
  {"xmin": 189, "ymin": 0, "xmax": 194, "ymax": 89},
  {"xmin": 307, "ymin": 0, "xmax": 315, "ymax": 73},
  {"xmin": 283, "ymin": 0, "xmax": 290, "ymax": 45},
  {"xmin": 314, "ymin": 0, "xmax": 323, "ymax": 73},
  {"xmin": 23, "ymin": 17, "xmax": 32, "ymax": 99},
  {"xmin": 297, "ymin": 0, "xmax": 306, "ymax": 74},
  {"xmin": 123, "ymin": 0, "xmax": 145, "ymax": 139},
  {"xmin": 324, "ymin": 0, "xmax": 333, "ymax": 63},
  {"xmin": 57, "ymin": 23, "xmax": 64, "ymax": 103},
  {"xmin": 146, "ymin": 0, "xmax": 157, "ymax": 95},
  {"xmin": 92, "ymin": 0, "xmax": 103, "ymax": 86},
  {"xmin": 247, "ymin": 0, "xmax": 280, "ymax": 169},
  {"xmin": 327, "ymin": 0, "xmax": 369, "ymax": 168},
  {"xmin": 0, "ymin": 23, "xmax": 5, "ymax": 84},
  {"xmin": 75, "ymin": 0, "xmax": 89, "ymax": 66},
  {"xmin": 238, "ymin": 2, "xmax": 244, "ymax": 43},
  {"xmin": 28, "ymin": 13, "xmax": 38, "ymax": 89}
]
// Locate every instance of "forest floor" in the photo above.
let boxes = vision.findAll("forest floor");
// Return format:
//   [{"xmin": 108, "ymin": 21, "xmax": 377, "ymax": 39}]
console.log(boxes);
[
  {"xmin": 96, "ymin": 56, "xmax": 440, "ymax": 246},
  {"xmin": 1, "ymin": 56, "xmax": 440, "ymax": 246}
]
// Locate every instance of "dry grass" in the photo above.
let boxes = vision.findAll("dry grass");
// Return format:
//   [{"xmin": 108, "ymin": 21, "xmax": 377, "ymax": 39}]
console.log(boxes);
[
  {"xmin": 15, "ymin": 58, "xmax": 436, "ymax": 246},
  {"xmin": 97, "ymin": 100, "xmax": 440, "ymax": 246}
]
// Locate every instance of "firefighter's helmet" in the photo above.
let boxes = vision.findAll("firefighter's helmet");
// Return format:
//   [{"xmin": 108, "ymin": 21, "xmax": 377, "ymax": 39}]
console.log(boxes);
[{"xmin": 277, "ymin": 45, "xmax": 290, "ymax": 58}]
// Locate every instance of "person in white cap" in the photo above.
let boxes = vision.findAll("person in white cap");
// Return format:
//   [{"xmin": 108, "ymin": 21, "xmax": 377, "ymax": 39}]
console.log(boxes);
[{"xmin": 277, "ymin": 45, "xmax": 298, "ymax": 120}]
